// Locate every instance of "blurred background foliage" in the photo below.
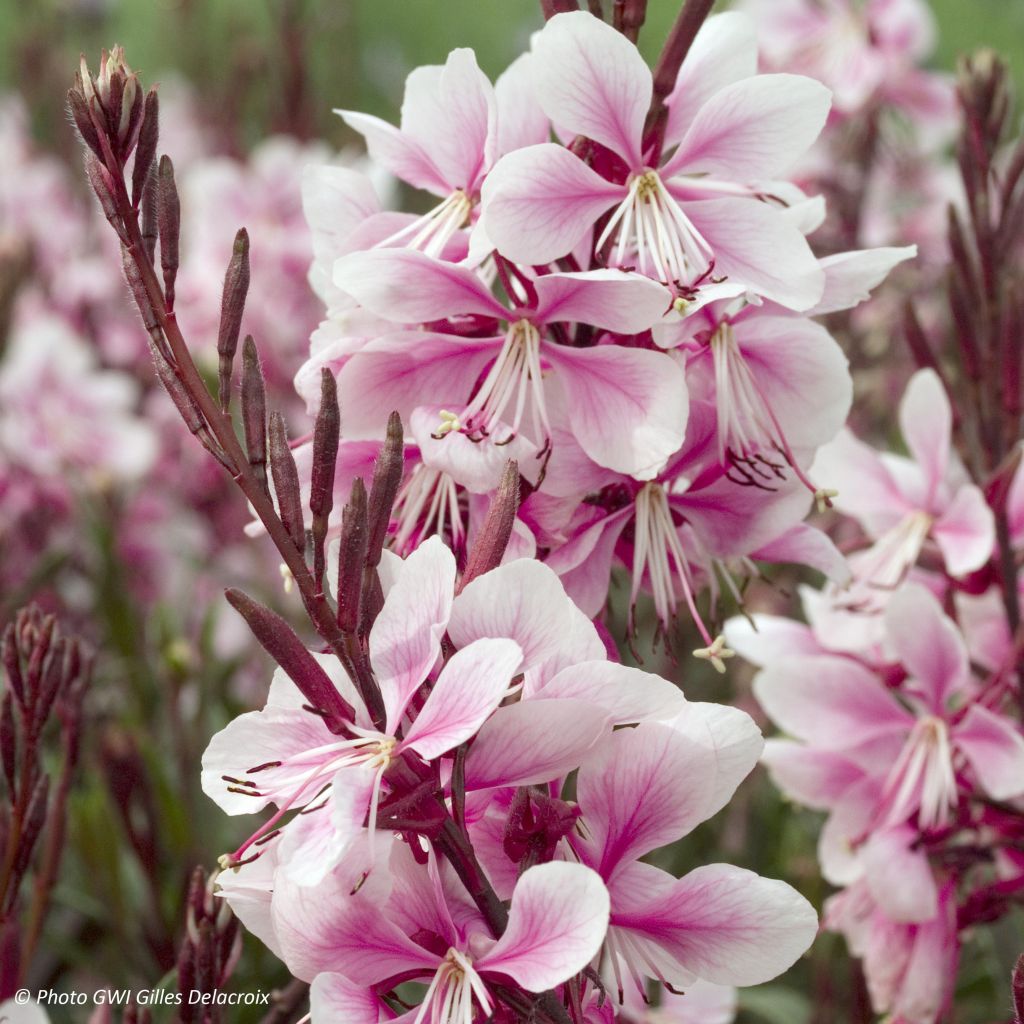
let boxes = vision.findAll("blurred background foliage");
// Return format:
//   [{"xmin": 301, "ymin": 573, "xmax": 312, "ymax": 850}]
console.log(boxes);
[{"xmin": 2, "ymin": 1, "xmax": 1024, "ymax": 1022}]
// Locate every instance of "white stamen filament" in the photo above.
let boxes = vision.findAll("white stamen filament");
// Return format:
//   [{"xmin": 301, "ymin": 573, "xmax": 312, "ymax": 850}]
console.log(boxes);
[
  {"xmin": 596, "ymin": 170, "xmax": 714, "ymax": 284},
  {"xmin": 392, "ymin": 464, "xmax": 465, "ymax": 555},
  {"xmin": 850, "ymin": 510, "xmax": 934, "ymax": 594},
  {"xmin": 877, "ymin": 716, "xmax": 958, "ymax": 831},
  {"xmin": 457, "ymin": 319, "xmax": 549, "ymax": 445},
  {"xmin": 377, "ymin": 190, "xmax": 473, "ymax": 258},
  {"xmin": 413, "ymin": 948, "xmax": 493, "ymax": 1024},
  {"xmin": 631, "ymin": 483, "xmax": 715, "ymax": 647}
]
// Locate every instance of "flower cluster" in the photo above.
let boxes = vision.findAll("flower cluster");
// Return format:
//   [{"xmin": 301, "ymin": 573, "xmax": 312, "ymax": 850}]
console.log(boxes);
[{"xmin": 296, "ymin": 9, "xmax": 915, "ymax": 662}]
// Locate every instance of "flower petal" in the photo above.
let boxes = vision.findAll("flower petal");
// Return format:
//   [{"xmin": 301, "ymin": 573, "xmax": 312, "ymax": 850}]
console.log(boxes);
[
  {"xmin": 401, "ymin": 638, "xmax": 522, "ymax": 759},
  {"xmin": 932, "ymin": 483, "xmax": 995, "ymax": 576},
  {"xmin": 477, "ymin": 861, "xmax": 610, "ymax": 990},
  {"xmin": 369, "ymin": 536, "xmax": 456, "ymax": 731},
  {"xmin": 810, "ymin": 246, "xmax": 918, "ymax": 315},
  {"xmin": 862, "ymin": 827, "xmax": 939, "ymax": 924},
  {"xmin": 955, "ymin": 704, "xmax": 1024, "ymax": 801},
  {"xmin": 532, "ymin": 270, "xmax": 670, "ymax": 333},
  {"xmin": 335, "ymin": 110, "xmax": 447, "ymax": 195},
  {"xmin": 531, "ymin": 11, "xmax": 650, "ymax": 167}
]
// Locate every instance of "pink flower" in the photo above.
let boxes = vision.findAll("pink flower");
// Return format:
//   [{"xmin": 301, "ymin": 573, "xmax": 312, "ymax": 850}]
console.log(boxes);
[
  {"xmin": 480, "ymin": 12, "xmax": 830, "ymax": 307},
  {"xmin": 333, "ymin": 247, "xmax": 684, "ymax": 481}
]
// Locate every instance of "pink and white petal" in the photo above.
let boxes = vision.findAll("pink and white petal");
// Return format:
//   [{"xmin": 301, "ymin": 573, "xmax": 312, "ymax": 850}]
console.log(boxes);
[
  {"xmin": 217, "ymin": 845, "xmax": 282, "ymax": 959},
  {"xmin": 752, "ymin": 523, "xmax": 852, "ymax": 585},
  {"xmin": 494, "ymin": 53, "xmax": 549, "ymax": 157},
  {"xmin": 543, "ymin": 507, "xmax": 633, "ymax": 618},
  {"xmin": 761, "ymin": 740, "xmax": 868, "ymax": 811},
  {"xmin": 884, "ymin": 583, "xmax": 969, "ymax": 712},
  {"xmin": 664, "ymin": 11, "xmax": 758, "ymax": 147},
  {"xmin": 464, "ymin": 698, "xmax": 608, "ymax": 791},
  {"xmin": 899, "ymin": 369, "xmax": 951, "ymax": 504},
  {"xmin": 954, "ymin": 704, "xmax": 1024, "ymax": 801},
  {"xmin": 531, "ymin": 11, "xmax": 650, "ymax": 167},
  {"xmin": 649, "ymin": 979, "xmax": 739, "ymax": 1024},
  {"xmin": 302, "ymin": 165, "xmax": 381, "ymax": 268},
  {"xmin": 545, "ymin": 342, "xmax": 688, "ymax": 479},
  {"xmin": 272, "ymin": 843, "xmax": 435, "ymax": 985},
  {"xmin": 723, "ymin": 613, "xmax": 827, "ymax": 668},
  {"xmin": 817, "ymin": 778, "xmax": 881, "ymax": 886},
  {"xmin": 809, "ymin": 246, "xmax": 918, "ymax": 315},
  {"xmin": 862, "ymin": 827, "xmax": 939, "ymax": 924},
  {"xmin": 400, "ymin": 50, "xmax": 495, "ymax": 192},
  {"xmin": 662, "ymin": 75, "xmax": 831, "ymax": 183},
  {"xmin": 310, "ymin": 974, "xmax": 396, "ymax": 1024},
  {"xmin": 610, "ymin": 861, "xmax": 818, "ymax": 987},
  {"xmin": 532, "ymin": 270, "xmax": 670, "ymax": 333},
  {"xmin": 401, "ymin": 638, "xmax": 523, "ymax": 760},
  {"xmin": 480, "ymin": 144, "xmax": 623, "ymax": 265},
  {"xmin": 335, "ymin": 110, "xmax": 447, "ymax": 195},
  {"xmin": 448, "ymin": 559, "xmax": 577, "ymax": 676},
  {"xmin": 753, "ymin": 655, "xmax": 912, "ymax": 748},
  {"xmin": 535, "ymin": 661, "xmax": 685, "ymax": 725},
  {"xmin": 664, "ymin": 702, "xmax": 764, "ymax": 819},
  {"xmin": 200, "ymin": 708, "xmax": 332, "ymax": 815},
  {"xmin": 369, "ymin": 536, "xmax": 456, "ymax": 731},
  {"xmin": 728, "ymin": 315, "xmax": 851, "ymax": 451},
  {"xmin": 683, "ymin": 197, "xmax": 825, "ymax": 311},
  {"xmin": 932, "ymin": 483, "xmax": 995, "ymax": 576},
  {"xmin": 337, "ymin": 331, "xmax": 499, "ymax": 439},
  {"xmin": 334, "ymin": 248, "xmax": 505, "ymax": 322},
  {"xmin": 578, "ymin": 724, "xmax": 718, "ymax": 873},
  {"xmin": 477, "ymin": 861, "xmax": 609, "ymax": 990}
]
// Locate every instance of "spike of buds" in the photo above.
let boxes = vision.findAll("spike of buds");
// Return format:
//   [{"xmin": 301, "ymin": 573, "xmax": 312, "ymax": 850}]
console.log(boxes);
[
  {"xmin": 157, "ymin": 156, "xmax": 181, "ymax": 310},
  {"xmin": 459, "ymin": 461, "xmax": 520, "ymax": 593},
  {"xmin": 365, "ymin": 411, "xmax": 405, "ymax": 570},
  {"xmin": 241, "ymin": 336, "xmax": 269, "ymax": 494},
  {"xmin": 131, "ymin": 89, "xmax": 159, "ymax": 208},
  {"xmin": 224, "ymin": 589, "xmax": 356, "ymax": 731},
  {"xmin": 311, "ymin": 369, "xmax": 341, "ymax": 592},
  {"xmin": 268, "ymin": 412, "xmax": 305, "ymax": 552},
  {"xmin": 217, "ymin": 228, "xmax": 250, "ymax": 413}
]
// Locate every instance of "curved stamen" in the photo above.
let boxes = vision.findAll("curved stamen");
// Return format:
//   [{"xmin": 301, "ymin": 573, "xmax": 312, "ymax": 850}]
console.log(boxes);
[
  {"xmin": 392, "ymin": 464, "xmax": 466, "ymax": 556},
  {"xmin": 377, "ymin": 190, "xmax": 474, "ymax": 258}
]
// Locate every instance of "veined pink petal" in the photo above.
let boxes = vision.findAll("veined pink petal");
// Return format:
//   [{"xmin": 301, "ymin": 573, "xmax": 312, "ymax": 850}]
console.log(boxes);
[
  {"xmin": 810, "ymin": 246, "xmax": 918, "ymax": 315},
  {"xmin": 899, "ymin": 369, "xmax": 951, "ymax": 506},
  {"xmin": 545, "ymin": 342, "xmax": 688, "ymax": 480},
  {"xmin": 477, "ymin": 862, "xmax": 609, "ymax": 990},
  {"xmin": 494, "ymin": 53, "xmax": 549, "ymax": 157},
  {"xmin": 369, "ymin": 536, "xmax": 456, "ymax": 732},
  {"xmin": 610, "ymin": 860, "xmax": 818, "ymax": 986},
  {"xmin": 534, "ymin": 661, "xmax": 685, "ymax": 725},
  {"xmin": 272, "ymin": 847, "xmax": 436, "ymax": 984},
  {"xmin": 752, "ymin": 523, "xmax": 852, "ymax": 584},
  {"xmin": 401, "ymin": 638, "xmax": 522, "ymax": 760},
  {"xmin": 683, "ymin": 197, "xmax": 825, "ymax": 311},
  {"xmin": 531, "ymin": 11, "xmax": 650, "ymax": 167},
  {"xmin": 862, "ymin": 827, "xmax": 939, "ymax": 924},
  {"xmin": 448, "ymin": 559, "xmax": 578, "ymax": 677},
  {"xmin": 761, "ymin": 740, "xmax": 867, "ymax": 810},
  {"xmin": 664, "ymin": 12, "xmax": 759, "ymax": 147},
  {"xmin": 400, "ymin": 49, "xmax": 495, "ymax": 192},
  {"xmin": 932, "ymin": 483, "xmax": 995, "ymax": 577},
  {"xmin": 665, "ymin": 702, "xmax": 764, "ymax": 820},
  {"xmin": 531, "ymin": 270, "xmax": 670, "ymax": 333},
  {"xmin": 337, "ymin": 332, "xmax": 499, "ymax": 439},
  {"xmin": 662, "ymin": 75, "xmax": 831, "ymax": 183},
  {"xmin": 302, "ymin": 165, "xmax": 381, "ymax": 269},
  {"xmin": 578, "ymin": 724, "xmax": 718, "ymax": 875},
  {"xmin": 884, "ymin": 584, "xmax": 969, "ymax": 712},
  {"xmin": 754, "ymin": 655, "xmax": 912, "ymax": 749},
  {"xmin": 480, "ymin": 144, "xmax": 623, "ymax": 265},
  {"xmin": 954, "ymin": 704, "xmax": 1024, "ymax": 801},
  {"xmin": 723, "ymin": 614, "xmax": 827, "ymax": 667},
  {"xmin": 335, "ymin": 110, "xmax": 447, "ymax": 195},
  {"xmin": 334, "ymin": 248, "xmax": 506, "ymax": 322},
  {"xmin": 217, "ymin": 844, "xmax": 282, "ymax": 959},
  {"xmin": 464, "ymin": 698, "xmax": 608, "ymax": 791},
  {"xmin": 310, "ymin": 974, "xmax": 394, "ymax": 1024}
]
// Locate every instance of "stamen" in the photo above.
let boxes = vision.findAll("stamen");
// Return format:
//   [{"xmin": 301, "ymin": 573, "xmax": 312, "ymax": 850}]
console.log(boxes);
[
  {"xmin": 875, "ymin": 716, "xmax": 958, "ymax": 831},
  {"xmin": 596, "ymin": 170, "xmax": 714, "ymax": 285},
  {"xmin": 376, "ymin": 190, "xmax": 474, "ymax": 258},
  {"xmin": 392, "ymin": 464, "xmax": 465, "ymax": 556}
]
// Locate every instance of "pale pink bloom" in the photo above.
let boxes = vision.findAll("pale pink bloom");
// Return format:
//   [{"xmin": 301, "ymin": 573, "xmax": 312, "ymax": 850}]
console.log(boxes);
[
  {"xmin": 335, "ymin": 48, "xmax": 547, "ymax": 259},
  {"xmin": 272, "ymin": 839, "xmax": 609, "ymax": 1022},
  {"xmin": 826, "ymin": 878, "xmax": 958, "ymax": 1024},
  {"xmin": 203, "ymin": 540, "xmax": 609, "ymax": 884},
  {"xmin": 481, "ymin": 12, "xmax": 830, "ymax": 307},
  {"xmin": 333, "ymin": 247, "xmax": 684, "ymax": 481},
  {"xmin": 812, "ymin": 368, "xmax": 995, "ymax": 603},
  {"xmin": 619, "ymin": 979, "xmax": 737, "ymax": 1024},
  {"xmin": 566, "ymin": 722, "xmax": 817, "ymax": 998},
  {"xmin": 755, "ymin": 584, "xmax": 1024, "ymax": 851}
]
